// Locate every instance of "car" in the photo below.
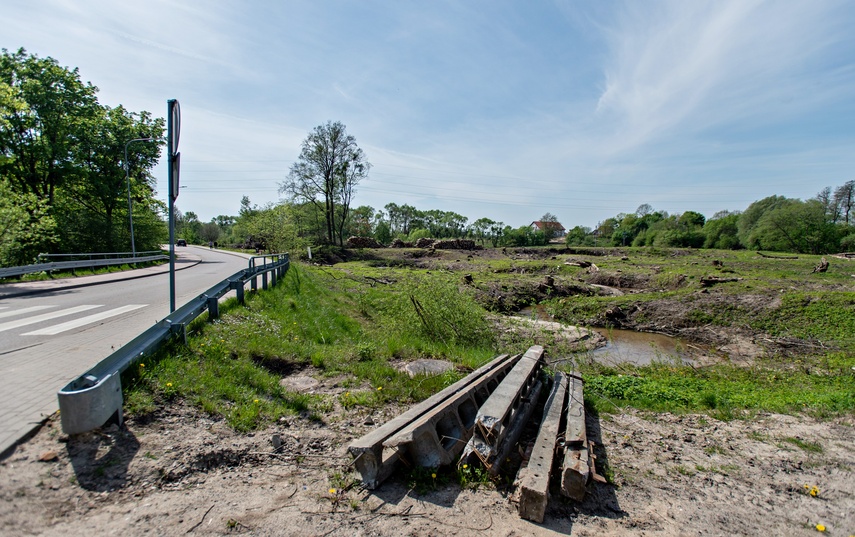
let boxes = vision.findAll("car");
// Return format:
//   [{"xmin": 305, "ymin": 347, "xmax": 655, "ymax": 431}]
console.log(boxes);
[{"xmin": 176, "ymin": 239, "xmax": 187, "ymax": 247}]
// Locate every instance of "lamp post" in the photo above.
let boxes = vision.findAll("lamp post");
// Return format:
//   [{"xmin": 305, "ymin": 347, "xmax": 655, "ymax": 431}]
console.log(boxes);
[{"xmin": 124, "ymin": 137, "xmax": 154, "ymax": 258}]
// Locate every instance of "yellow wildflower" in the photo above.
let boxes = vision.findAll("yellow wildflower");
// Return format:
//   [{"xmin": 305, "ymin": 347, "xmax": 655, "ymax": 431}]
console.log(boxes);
[
  {"xmin": 377, "ymin": 386, "xmax": 382, "ymax": 391},
  {"xmin": 816, "ymin": 524, "xmax": 826, "ymax": 532},
  {"xmin": 139, "ymin": 363, "xmax": 145, "ymax": 368},
  {"xmin": 462, "ymin": 464, "xmax": 468, "ymax": 469},
  {"xmin": 431, "ymin": 473, "xmax": 436, "ymax": 479},
  {"xmin": 329, "ymin": 488, "xmax": 337, "ymax": 495},
  {"xmin": 254, "ymin": 399, "xmax": 259, "ymax": 403},
  {"xmin": 166, "ymin": 383, "xmax": 173, "ymax": 387}
]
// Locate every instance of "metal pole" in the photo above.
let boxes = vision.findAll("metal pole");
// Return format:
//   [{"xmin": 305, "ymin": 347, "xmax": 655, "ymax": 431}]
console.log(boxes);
[
  {"xmin": 124, "ymin": 137, "xmax": 153, "ymax": 258},
  {"xmin": 167, "ymin": 100, "xmax": 176, "ymax": 312}
]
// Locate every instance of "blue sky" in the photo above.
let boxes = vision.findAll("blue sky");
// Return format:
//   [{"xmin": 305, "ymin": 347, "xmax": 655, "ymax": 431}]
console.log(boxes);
[{"xmin": 5, "ymin": 0, "xmax": 855, "ymax": 229}]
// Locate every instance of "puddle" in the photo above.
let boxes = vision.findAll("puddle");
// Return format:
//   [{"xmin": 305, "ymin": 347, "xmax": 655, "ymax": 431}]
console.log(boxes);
[
  {"xmin": 588, "ymin": 328, "xmax": 694, "ymax": 366},
  {"xmin": 517, "ymin": 306, "xmax": 695, "ymax": 366}
]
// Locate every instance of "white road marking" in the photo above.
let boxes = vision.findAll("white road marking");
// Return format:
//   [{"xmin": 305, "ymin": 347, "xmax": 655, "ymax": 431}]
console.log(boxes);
[
  {"xmin": 0, "ymin": 305, "xmax": 57, "ymax": 320},
  {"xmin": 21, "ymin": 304, "xmax": 148, "ymax": 336},
  {"xmin": 0, "ymin": 305, "xmax": 101, "ymax": 333},
  {"xmin": 22, "ymin": 305, "xmax": 147, "ymax": 336}
]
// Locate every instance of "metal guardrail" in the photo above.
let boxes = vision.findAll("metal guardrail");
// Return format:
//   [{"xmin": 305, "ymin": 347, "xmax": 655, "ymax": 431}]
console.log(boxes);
[
  {"xmin": 57, "ymin": 253, "xmax": 290, "ymax": 434},
  {"xmin": 0, "ymin": 251, "xmax": 167, "ymax": 279}
]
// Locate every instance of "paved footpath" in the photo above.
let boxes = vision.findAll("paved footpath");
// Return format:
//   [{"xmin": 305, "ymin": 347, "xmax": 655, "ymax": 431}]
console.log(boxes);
[{"xmin": 0, "ymin": 249, "xmax": 254, "ymax": 458}]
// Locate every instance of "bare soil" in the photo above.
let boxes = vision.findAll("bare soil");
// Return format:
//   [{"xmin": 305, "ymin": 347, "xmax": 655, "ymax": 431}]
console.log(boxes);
[{"xmin": 1, "ymin": 401, "xmax": 852, "ymax": 536}]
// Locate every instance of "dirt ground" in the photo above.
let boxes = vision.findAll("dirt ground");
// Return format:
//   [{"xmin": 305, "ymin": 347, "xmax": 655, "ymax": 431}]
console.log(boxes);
[
  {"xmin": 2, "ymin": 248, "xmax": 852, "ymax": 535},
  {"xmin": 1, "ymin": 398, "xmax": 852, "ymax": 536}
]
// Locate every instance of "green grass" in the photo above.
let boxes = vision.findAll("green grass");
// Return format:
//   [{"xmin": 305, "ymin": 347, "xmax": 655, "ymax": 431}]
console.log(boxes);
[
  {"xmin": 124, "ymin": 247, "xmax": 855, "ymax": 432},
  {"xmin": 123, "ymin": 263, "xmax": 497, "ymax": 431},
  {"xmin": 581, "ymin": 355, "xmax": 855, "ymax": 418}
]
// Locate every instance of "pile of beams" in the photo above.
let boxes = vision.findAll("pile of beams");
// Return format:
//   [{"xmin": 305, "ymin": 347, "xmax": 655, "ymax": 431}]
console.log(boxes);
[{"xmin": 348, "ymin": 345, "xmax": 596, "ymax": 523}]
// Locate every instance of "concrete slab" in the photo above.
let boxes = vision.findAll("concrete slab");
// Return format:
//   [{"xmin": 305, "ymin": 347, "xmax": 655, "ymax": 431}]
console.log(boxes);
[{"xmin": 516, "ymin": 372, "xmax": 567, "ymax": 523}]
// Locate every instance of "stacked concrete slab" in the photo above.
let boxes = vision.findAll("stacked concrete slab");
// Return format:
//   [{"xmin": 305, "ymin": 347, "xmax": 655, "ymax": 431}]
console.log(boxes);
[
  {"xmin": 347, "ymin": 352, "xmax": 520, "ymax": 489},
  {"xmin": 349, "ymin": 345, "xmax": 595, "ymax": 524},
  {"xmin": 460, "ymin": 345, "xmax": 545, "ymax": 474}
]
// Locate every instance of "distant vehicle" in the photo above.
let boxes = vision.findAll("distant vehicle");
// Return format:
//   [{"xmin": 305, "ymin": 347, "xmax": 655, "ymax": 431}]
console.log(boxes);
[{"xmin": 176, "ymin": 239, "xmax": 187, "ymax": 247}]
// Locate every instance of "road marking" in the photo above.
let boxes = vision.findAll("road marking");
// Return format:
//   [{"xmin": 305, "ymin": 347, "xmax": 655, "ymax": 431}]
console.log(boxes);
[
  {"xmin": 0, "ymin": 305, "xmax": 101, "ymax": 333},
  {"xmin": 22, "ymin": 305, "xmax": 147, "ymax": 336},
  {"xmin": 0, "ymin": 305, "xmax": 57, "ymax": 320}
]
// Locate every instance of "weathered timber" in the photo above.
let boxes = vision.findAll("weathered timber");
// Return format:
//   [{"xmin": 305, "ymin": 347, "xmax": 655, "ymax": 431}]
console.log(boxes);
[
  {"xmin": 384, "ymin": 355, "xmax": 520, "ymax": 468},
  {"xmin": 516, "ymin": 373, "xmax": 568, "ymax": 522},
  {"xmin": 757, "ymin": 251, "xmax": 799, "ymax": 259},
  {"xmin": 348, "ymin": 353, "xmax": 518, "ymax": 488},
  {"xmin": 461, "ymin": 345, "xmax": 544, "ymax": 468},
  {"xmin": 560, "ymin": 374, "xmax": 590, "ymax": 500},
  {"xmin": 812, "ymin": 257, "xmax": 829, "ymax": 273}
]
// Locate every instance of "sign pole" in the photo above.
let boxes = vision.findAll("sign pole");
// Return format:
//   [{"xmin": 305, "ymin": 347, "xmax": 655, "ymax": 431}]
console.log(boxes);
[{"xmin": 167, "ymin": 99, "xmax": 181, "ymax": 312}]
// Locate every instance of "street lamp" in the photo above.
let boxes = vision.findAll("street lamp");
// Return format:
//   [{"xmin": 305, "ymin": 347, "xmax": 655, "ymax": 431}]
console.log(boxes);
[{"xmin": 124, "ymin": 137, "xmax": 154, "ymax": 257}]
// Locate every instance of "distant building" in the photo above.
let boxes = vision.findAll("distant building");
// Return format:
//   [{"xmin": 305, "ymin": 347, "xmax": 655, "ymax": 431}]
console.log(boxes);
[{"xmin": 530, "ymin": 220, "xmax": 566, "ymax": 238}]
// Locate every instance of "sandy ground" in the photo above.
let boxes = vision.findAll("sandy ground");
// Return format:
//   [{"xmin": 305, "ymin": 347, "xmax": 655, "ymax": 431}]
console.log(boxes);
[{"xmin": 1, "ymin": 400, "xmax": 852, "ymax": 537}]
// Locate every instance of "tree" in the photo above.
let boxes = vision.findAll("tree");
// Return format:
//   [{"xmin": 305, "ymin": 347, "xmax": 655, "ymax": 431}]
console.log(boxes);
[
  {"xmin": 537, "ymin": 212, "xmax": 562, "ymax": 240},
  {"xmin": 280, "ymin": 121, "xmax": 370, "ymax": 246},
  {"xmin": 199, "ymin": 222, "xmax": 221, "ymax": 244},
  {"xmin": 0, "ymin": 179, "xmax": 56, "ymax": 266},
  {"xmin": 703, "ymin": 212, "xmax": 742, "ymax": 249},
  {"xmin": 834, "ymin": 180, "xmax": 855, "ymax": 226},
  {"xmin": 565, "ymin": 226, "xmax": 594, "ymax": 247},
  {"xmin": 738, "ymin": 196, "xmax": 790, "ymax": 249},
  {"xmin": 0, "ymin": 48, "xmax": 100, "ymax": 206},
  {"xmin": 60, "ymin": 104, "xmax": 163, "ymax": 252}
]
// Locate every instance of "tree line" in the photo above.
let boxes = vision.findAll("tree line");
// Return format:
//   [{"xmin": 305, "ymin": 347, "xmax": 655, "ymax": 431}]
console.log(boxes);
[
  {"xmin": 1, "ymin": 48, "xmax": 165, "ymax": 267},
  {"xmin": 566, "ymin": 183, "xmax": 855, "ymax": 254},
  {"xmin": 5, "ymin": 48, "xmax": 852, "ymax": 268}
]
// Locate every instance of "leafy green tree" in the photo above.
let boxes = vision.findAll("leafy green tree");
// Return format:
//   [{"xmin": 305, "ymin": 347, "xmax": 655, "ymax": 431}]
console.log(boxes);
[
  {"xmin": 199, "ymin": 222, "xmax": 221, "ymax": 244},
  {"xmin": 0, "ymin": 48, "xmax": 99, "ymax": 206},
  {"xmin": 0, "ymin": 179, "xmax": 56, "ymax": 266},
  {"xmin": 565, "ymin": 225, "xmax": 594, "ymax": 247},
  {"xmin": 751, "ymin": 199, "xmax": 839, "ymax": 254},
  {"xmin": 59, "ymin": 104, "xmax": 164, "ymax": 252},
  {"xmin": 243, "ymin": 202, "xmax": 305, "ymax": 253},
  {"xmin": 737, "ymin": 195, "xmax": 790, "ymax": 249},
  {"xmin": 703, "ymin": 212, "xmax": 742, "ymax": 249},
  {"xmin": 280, "ymin": 121, "xmax": 370, "ymax": 245},
  {"xmin": 347, "ymin": 205, "xmax": 375, "ymax": 237}
]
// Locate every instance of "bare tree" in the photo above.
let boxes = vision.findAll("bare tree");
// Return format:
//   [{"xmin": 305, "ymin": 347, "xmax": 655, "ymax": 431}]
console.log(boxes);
[
  {"xmin": 280, "ymin": 121, "xmax": 370, "ymax": 245},
  {"xmin": 834, "ymin": 180, "xmax": 855, "ymax": 226}
]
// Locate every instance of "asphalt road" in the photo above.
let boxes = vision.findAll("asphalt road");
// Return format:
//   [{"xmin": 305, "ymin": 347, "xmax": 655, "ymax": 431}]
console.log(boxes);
[{"xmin": 0, "ymin": 246, "xmax": 253, "ymax": 457}]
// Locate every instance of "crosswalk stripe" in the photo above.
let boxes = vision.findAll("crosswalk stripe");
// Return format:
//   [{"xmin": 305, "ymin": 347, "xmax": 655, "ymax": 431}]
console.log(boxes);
[
  {"xmin": 22, "ymin": 305, "xmax": 147, "ymax": 336},
  {"xmin": 0, "ymin": 305, "xmax": 101, "ymax": 333},
  {"xmin": 0, "ymin": 305, "xmax": 57, "ymax": 320}
]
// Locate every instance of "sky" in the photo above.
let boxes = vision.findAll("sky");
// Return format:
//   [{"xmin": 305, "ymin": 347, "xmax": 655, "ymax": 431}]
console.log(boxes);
[{"xmin": 4, "ymin": 0, "xmax": 855, "ymax": 229}]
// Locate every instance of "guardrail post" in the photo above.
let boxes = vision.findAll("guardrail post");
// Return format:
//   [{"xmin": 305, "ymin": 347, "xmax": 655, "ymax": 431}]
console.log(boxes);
[
  {"xmin": 262, "ymin": 272, "xmax": 268, "ymax": 290},
  {"xmin": 207, "ymin": 296, "xmax": 219, "ymax": 320},
  {"xmin": 271, "ymin": 268, "xmax": 277, "ymax": 287},
  {"xmin": 251, "ymin": 275, "xmax": 257, "ymax": 292},
  {"xmin": 234, "ymin": 281, "xmax": 245, "ymax": 304}
]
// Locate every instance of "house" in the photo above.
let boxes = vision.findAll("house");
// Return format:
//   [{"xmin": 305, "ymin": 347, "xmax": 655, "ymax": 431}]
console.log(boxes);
[{"xmin": 530, "ymin": 220, "xmax": 566, "ymax": 238}]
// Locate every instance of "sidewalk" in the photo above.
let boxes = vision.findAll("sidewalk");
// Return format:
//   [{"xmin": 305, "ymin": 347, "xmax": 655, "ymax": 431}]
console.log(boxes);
[{"xmin": 0, "ymin": 252, "xmax": 203, "ymax": 300}]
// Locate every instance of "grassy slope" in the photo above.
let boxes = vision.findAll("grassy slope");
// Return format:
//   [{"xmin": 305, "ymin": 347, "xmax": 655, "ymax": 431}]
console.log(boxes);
[{"xmin": 124, "ymin": 248, "xmax": 855, "ymax": 430}]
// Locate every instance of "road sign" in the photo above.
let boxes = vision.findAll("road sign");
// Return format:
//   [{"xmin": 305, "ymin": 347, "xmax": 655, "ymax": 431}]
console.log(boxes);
[
  {"xmin": 170, "ymin": 100, "xmax": 181, "ymax": 154},
  {"xmin": 171, "ymin": 152, "xmax": 180, "ymax": 200}
]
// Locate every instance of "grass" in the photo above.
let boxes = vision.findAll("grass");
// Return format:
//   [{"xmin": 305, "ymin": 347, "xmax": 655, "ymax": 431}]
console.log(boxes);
[
  {"xmin": 123, "ymin": 247, "xmax": 855, "ymax": 433},
  {"xmin": 123, "ymin": 262, "xmax": 497, "ymax": 431}
]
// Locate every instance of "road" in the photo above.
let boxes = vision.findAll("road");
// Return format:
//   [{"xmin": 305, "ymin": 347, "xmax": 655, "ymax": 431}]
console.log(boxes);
[{"xmin": 0, "ymin": 246, "xmax": 252, "ymax": 457}]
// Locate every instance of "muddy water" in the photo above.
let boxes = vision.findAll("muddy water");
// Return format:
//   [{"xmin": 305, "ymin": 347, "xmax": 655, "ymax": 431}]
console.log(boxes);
[
  {"xmin": 588, "ymin": 328, "xmax": 694, "ymax": 366},
  {"xmin": 517, "ymin": 306, "xmax": 695, "ymax": 365}
]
